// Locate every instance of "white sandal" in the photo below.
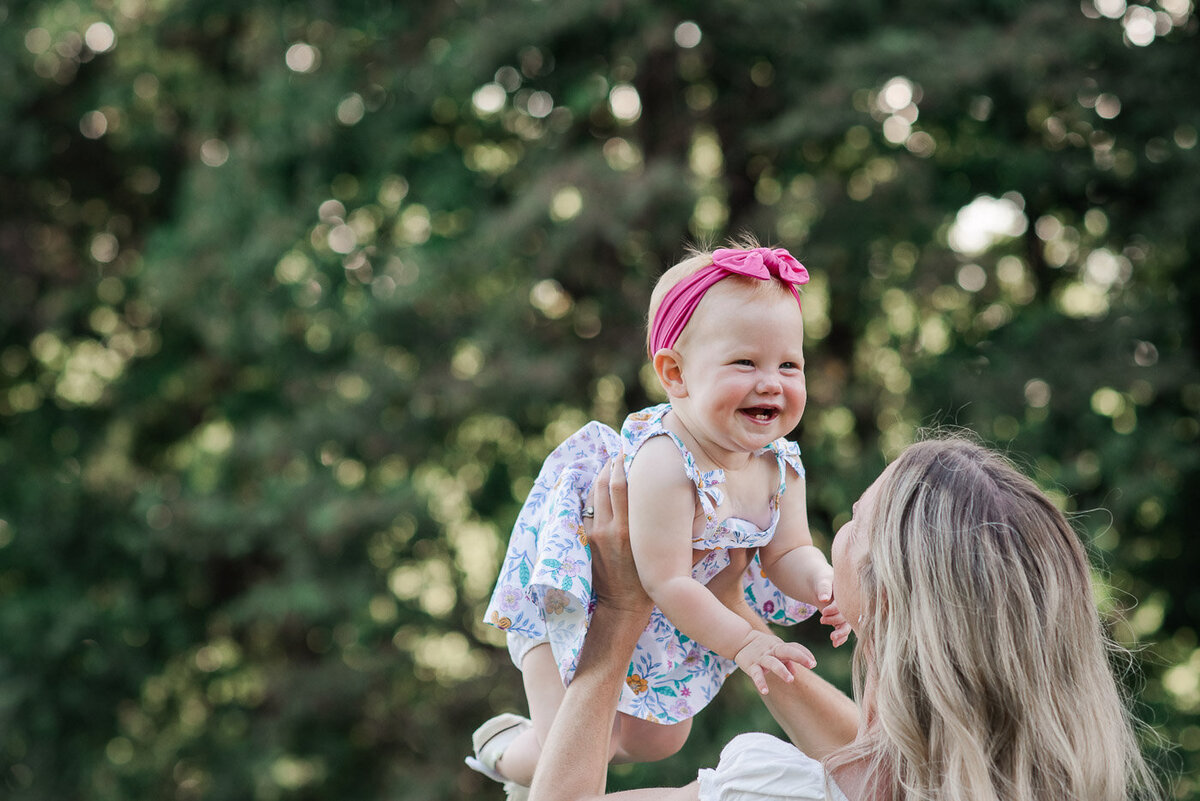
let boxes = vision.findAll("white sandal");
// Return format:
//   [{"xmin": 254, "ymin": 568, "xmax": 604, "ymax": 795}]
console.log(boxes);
[{"xmin": 465, "ymin": 713, "xmax": 531, "ymax": 798}]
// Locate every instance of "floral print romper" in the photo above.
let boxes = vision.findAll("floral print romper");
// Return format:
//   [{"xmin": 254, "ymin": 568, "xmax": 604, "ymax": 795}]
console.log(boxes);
[{"xmin": 483, "ymin": 403, "xmax": 816, "ymax": 724}]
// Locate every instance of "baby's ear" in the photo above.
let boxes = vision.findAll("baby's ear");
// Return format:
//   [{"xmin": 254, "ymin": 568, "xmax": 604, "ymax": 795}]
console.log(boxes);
[{"xmin": 653, "ymin": 348, "xmax": 687, "ymax": 398}]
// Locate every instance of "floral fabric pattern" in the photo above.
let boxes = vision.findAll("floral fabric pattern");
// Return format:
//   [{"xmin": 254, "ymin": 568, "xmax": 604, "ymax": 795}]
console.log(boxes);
[{"xmin": 483, "ymin": 403, "xmax": 816, "ymax": 724}]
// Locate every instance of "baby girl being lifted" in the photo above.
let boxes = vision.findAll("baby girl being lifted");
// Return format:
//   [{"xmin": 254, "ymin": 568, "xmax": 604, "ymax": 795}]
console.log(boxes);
[{"xmin": 470, "ymin": 241, "xmax": 849, "ymax": 793}]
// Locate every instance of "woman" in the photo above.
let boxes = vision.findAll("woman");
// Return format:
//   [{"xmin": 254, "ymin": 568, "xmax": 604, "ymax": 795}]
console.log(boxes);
[{"xmin": 530, "ymin": 436, "xmax": 1160, "ymax": 801}]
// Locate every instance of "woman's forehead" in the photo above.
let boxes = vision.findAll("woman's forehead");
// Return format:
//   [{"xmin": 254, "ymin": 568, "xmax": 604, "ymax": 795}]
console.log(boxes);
[{"xmin": 858, "ymin": 460, "xmax": 897, "ymax": 511}]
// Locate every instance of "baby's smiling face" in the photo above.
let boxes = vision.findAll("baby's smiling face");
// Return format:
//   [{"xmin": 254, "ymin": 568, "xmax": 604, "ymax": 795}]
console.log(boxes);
[{"xmin": 669, "ymin": 281, "xmax": 807, "ymax": 456}]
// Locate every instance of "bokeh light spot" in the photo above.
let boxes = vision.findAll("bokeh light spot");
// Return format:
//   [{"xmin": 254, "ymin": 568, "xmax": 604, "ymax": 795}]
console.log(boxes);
[
  {"xmin": 25, "ymin": 27, "xmax": 51, "ymax": 54},
  {"xmin": 472, "ymin": 82, "xmax": 506, "ymax": 115},
  {"xmin": 1095, "ymin": 93, "xmax": 1122, "ymax": 119},
  {"xmin": 80, "ymin": 110, "xmax": 107, "ymax": 139},
  {"xmin": 337, "ymin": 93, "xmax": 365, "ymax": 125},
  {"xmin": 878, "ymin": 76, "xmax": 914, "ymax": 111},
  {"xmin": 948, "ymin": 194, "xmax": 1028, "ymax": 255},
  {"xmin": 1124, "ymin": 5, "xmax": 1157, "ymax": 45},
  {"xmin": 200, "ymin": 139, "xmax": 229, "ymax": 167},
  {"xmin": 956, "ymin": 263, "xmax": 987, "ymax": 292},
  {"xmin": 285, "ymin": 43, "xmax": 319, "ymax": 73},
  {"xmin": 549, "ymin": 186, "xmax": 583, "ymax": 222},
  {"xmin": 609, "ymin": 84, "xmax": 641, "ymax": 122},
  {"xmin": 526, "ymin": 90, "xmax": 553, "ymax": 118},
  {"xmin": 90, "ymin": 233, "xmax": 118, "ymax": 263},
  {"xmin": 674, "ymin": 21, "xmax": 702, "ymax": 48},
  {"xmin": 84, "ymin": 22, "xmax": 115, "ymax": 53},
  {"xmin": 530, "ymin": 279, "xmax": 572, "ymax": 319}
]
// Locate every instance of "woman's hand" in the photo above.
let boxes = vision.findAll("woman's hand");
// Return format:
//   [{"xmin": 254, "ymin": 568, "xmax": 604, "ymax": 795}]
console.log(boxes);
[
  {"xmin": 528, "ymin": 455, "xmax": 659, "ymax": 801},
  {"xmin": 585, "ymin": 455, "xmax": 653, "ymax": 618}
]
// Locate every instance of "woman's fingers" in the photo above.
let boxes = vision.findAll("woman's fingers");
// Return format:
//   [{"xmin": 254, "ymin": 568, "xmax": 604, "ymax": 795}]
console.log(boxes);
[
  {"xmin": 589, "ymin": 454, "xmax": 624, "ymax": 529},
  {"xmin": 587, "ymin": 453, "xmax": 650, "ymax": 615},
  {"xmin": 590, "ymin": 460, "xmax": 612, "ymax": 526},
  {"xmin": 607, "ymin": 451, "xmax": 627, "ymax": 505}
]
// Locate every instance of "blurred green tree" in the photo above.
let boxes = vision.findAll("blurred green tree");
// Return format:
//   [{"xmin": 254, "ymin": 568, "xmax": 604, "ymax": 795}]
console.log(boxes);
[{"xmin": 0, "ymin": 0, "xmax": 1195, "ymax": 798}]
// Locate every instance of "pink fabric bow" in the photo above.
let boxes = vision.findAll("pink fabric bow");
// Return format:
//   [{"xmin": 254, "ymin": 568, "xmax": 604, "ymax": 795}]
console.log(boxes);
[
  {"xmin": 648, "ymin": 247, "xmax": 809, "ymax": 357},
  {"xmin": 710, "ymin": 247, "xmax": 810, "ymax": 285}
]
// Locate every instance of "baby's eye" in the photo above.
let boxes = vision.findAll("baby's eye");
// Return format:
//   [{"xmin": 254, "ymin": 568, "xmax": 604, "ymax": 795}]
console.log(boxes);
[
  {"xmin": 733, "ymin": 358, "xmax": 754, "ymax": 366},
  {"xmin": 781, "ymin": 361, "xmax": 802, "ymax": 370}
]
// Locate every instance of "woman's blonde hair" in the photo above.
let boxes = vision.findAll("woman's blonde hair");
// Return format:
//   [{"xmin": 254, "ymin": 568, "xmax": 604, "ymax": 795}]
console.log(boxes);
[{"xmin": 831, "ymin": 435, "xmax": 1160, "ymax": 801}]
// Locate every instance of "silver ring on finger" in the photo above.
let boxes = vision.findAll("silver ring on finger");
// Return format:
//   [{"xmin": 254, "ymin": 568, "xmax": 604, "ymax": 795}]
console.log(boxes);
[{"xmin": 581, "ymin": 506, "xmax": 594, "ymax": 518}]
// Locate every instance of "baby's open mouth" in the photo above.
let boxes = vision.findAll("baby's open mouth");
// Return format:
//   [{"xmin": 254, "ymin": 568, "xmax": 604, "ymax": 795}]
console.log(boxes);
[{"xmin": 742, "ymin": 407, "xmax": 779, "ymax": 422}]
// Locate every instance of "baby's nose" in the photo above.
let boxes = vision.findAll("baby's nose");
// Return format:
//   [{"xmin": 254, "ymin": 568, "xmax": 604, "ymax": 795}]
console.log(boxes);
[{"xmin": 756, "ymin": 372, "xmax": 782, "ymax": 392}]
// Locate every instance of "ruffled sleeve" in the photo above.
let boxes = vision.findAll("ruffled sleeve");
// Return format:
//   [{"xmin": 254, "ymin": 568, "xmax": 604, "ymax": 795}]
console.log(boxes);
[
  {"xmin": 696, "ymin": 733, "xmax": 846, "ymax": 801},
  {"xmin": 773, "ymin": 438, "xmax": 804, "ymax": 482}
]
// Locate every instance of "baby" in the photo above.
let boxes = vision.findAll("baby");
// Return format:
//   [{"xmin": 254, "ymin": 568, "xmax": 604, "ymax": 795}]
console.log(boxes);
[{"xmin": 468, "ymin": 241, "xmax": 847, "ymax": 796}]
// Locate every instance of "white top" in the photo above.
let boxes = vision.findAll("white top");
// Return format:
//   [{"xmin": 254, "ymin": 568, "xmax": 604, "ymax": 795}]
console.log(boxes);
[{"xmin": 697, "ymin": 733, "xmax": 849, "ymax": 801}]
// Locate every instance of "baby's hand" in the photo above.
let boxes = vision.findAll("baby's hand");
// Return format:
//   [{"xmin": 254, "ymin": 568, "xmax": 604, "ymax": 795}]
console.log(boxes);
[
  {"xmin": 820, "ymin": 599, "xmax": 852, "ymax": 648},
  {"xmin": 810, "ymin": 561, "xmax": 834, "ymax": 608},
  {"xmin": 733, "ymin": 630, "xmax": 816, "ymax": 695}
]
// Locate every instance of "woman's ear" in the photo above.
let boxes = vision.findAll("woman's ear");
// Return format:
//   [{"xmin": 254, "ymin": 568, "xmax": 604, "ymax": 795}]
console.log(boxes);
[{"xmin": 652, "ymin": 348, "xmax": 687, "ymax": 398}]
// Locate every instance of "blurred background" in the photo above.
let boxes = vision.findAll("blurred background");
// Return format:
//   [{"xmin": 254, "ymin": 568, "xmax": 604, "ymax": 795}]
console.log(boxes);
[{"xmin": 1, "ymin": 0, "xmax": 1197, "ymax": 798}]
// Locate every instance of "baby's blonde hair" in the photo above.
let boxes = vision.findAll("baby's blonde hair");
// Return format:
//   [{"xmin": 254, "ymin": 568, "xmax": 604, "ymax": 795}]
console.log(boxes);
[
  {"xmin": 645, "ymin": 235, "xmax": 799, "ymax": 356},
  {"xmin": 831, "ymin": 435, "xmax": 1160, "ymax": 801}
]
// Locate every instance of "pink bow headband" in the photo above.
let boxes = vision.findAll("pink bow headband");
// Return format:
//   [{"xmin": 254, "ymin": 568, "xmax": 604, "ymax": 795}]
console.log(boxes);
[{"xmin": 648, "ymin": 247, "xmax": 810, "ymax": 357}]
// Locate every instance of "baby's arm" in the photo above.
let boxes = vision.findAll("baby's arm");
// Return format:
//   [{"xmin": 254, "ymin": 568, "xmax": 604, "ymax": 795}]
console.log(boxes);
[
  {"xmin": 758, "ymin": 472, "xmax": 831, "ymax": 604},
  {"xmin": 759, "ymin": 471, "xmax": 851, "ymax": 645},
  {"xmin": 627, "ymin": 439, "xmax": 811, "ymax": 692}
]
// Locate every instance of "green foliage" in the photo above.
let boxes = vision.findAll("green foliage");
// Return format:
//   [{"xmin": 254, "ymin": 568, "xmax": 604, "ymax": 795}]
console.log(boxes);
[{"xmin": 1, "ymin": 0, "xmax": 1196, "ymax": 798}]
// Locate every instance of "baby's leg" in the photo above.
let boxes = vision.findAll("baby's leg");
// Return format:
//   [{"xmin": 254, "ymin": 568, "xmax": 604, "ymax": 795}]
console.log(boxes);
[
  {"xmin": 494, "ymin": 643, "xmax": 565, "ymax": 786},
  {"xmin": 494, "ymin": 648, "xmax": 689, "ymax": 784},
  {"xmin": 611, "ymin": 712, "xmax": 692, "ymax": 764}
]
